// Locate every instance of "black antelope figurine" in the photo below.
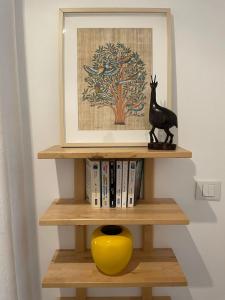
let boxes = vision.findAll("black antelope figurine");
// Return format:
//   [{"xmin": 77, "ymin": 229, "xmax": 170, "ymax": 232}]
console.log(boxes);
[{"xmin": 148, "ymin": 75, "xmax": 177, "ymax": 150}]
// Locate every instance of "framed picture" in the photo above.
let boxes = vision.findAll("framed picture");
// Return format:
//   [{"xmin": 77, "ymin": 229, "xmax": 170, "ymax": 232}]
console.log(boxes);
[{"xmin": 59, "ymin": 8, "xmax": 172, "ymax": 147}]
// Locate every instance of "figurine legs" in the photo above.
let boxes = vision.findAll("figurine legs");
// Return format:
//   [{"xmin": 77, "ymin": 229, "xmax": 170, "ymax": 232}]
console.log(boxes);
[
  {"xmin": 149, "ymin": 127, "xmax": 158, "ymax": 143},
  {"xmin": 148, "ymin": 127, "xmax": 176, "ymax": 150},
  {"xmin": 164, "ymin": 128, "xmax": 174, "ymax": 144}
]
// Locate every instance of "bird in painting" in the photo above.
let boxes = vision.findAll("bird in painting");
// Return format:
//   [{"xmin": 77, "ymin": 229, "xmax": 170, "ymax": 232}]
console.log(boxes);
[
  {"xmin": 83, "ymin": 63, "xmax": 119, "ymax": 77},
  {"xmin": 83, "ymin": 54, "xmax": 132, "ymax": 78}
]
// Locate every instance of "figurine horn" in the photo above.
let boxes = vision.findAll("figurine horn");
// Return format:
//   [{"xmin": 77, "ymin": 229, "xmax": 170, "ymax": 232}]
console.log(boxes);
[{"xmin": 154, "ymin": 75, "xmax": 156, "ymax": 82}]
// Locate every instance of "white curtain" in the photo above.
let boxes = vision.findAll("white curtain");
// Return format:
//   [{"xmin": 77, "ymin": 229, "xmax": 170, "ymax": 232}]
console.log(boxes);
[
  {"xmin": 0, "ymin": 116, "xmax": 18, "ymax": 300},
  {"xmin": 0, "ymin": 0, "xmax": 41, "ymax": 299}
]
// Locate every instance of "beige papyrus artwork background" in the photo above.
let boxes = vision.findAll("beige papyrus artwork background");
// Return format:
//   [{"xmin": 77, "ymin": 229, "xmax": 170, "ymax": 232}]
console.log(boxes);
[{"xmin": 77, "ymin": 28, "xmax": 152, "ymax": 130}]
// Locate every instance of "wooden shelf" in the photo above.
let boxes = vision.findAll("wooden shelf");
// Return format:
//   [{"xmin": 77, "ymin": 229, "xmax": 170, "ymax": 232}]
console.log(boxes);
[
  {"xmin": 39, "ymin": 198, "xmax": 189, "ymax": 226},
  {"xmin": 38, "ymin": 145, "xmax": 192, "ymax": 159},
  {"xmin": 38, "ymin": 142, "xmax": 191, "ymax": 298},
  {"xmin": 59, "ymin": 297, "xmax": 171, "ymax": 300},
  {"xmin": 42, "ymin": 248, "xmax": 187, "ymax": 288}
]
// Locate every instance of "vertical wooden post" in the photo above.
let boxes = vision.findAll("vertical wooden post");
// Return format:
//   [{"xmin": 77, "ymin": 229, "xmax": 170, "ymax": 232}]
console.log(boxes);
[
  {"xmin": 76, "ymin": 288, "xmax": 86, "ymax": 300},
  {"xmin": 142, "ymin": 158, "xmax": 154, "ymax": 300},
  {"xmin": 143, "ymin": 159, "xmax": 154, "ymax": 201},
  {"xmin": 74, "ymin": 159, "xmax": 86, "ymax": 300},
  {"xmin": 74, "ymin": 158, "xmax": 86, "ymax": 203},
  {"xmin": 142, "ymin": 158, "xmax": 154, "ymax": 253}
]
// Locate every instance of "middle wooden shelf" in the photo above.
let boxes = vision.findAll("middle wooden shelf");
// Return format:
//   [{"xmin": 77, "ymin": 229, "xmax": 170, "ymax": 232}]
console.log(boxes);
[
  {"xmin": 42, "ymin": 248, "xmax": 187, "ymax": 288},
  {"xmin": 39, "ymin": 198, "xmax": 189, "ymax": 226}
]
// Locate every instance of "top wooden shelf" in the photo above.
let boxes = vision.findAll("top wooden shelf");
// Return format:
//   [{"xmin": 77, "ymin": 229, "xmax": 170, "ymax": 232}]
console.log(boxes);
[{"xmin": 38, "ymin": 145, "xmax": 192, "ymax": 159}]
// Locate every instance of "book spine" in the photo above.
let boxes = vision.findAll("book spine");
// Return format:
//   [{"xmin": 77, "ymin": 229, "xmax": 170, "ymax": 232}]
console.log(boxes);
[
  {"xmin": 122, "ymin": 160, "xmax": 128, "ymax": 208},
  {"xmin": 134, "ymin": 159, "xmax": 144, "ymax": 203},
  {"xmin": 116, "ymin": 161, "xmax": 122, "ymax": 208},
  {"xmin": 91, "ymin": 161, "xmax": 101, "ymax": 208},
  {"xmin": 109, "ymin": 160, "xmax": 116, "ymax": 208},
  {"xmin": 101, "ymin": 160, "xmax": 110, "ymax": 208},
  {"xmin": 85, "ymin": 159, "xmax": 92, "ymax": 204},
  {"xmin": 127, "ymin": 160, "xmax": 136, "ymax": 208}
]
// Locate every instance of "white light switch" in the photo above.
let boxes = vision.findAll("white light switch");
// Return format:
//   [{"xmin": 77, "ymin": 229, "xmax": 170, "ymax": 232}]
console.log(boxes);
[
  {"xmin": 208, "ymin": 184, "xmax": 216, "ymax": 197},
  {"xmin": 196, "ymin": 181, "xmax": 221, "ymax": 201},
  {"xmin": 202, "ymin": 183, "xmax": 216, "ymax": 197}
]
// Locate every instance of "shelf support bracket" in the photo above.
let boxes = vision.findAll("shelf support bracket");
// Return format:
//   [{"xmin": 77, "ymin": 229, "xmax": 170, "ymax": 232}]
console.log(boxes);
[
  {"xmin": 74, "ymin": 158, "xmax": 86, "ymax": 300},
  {"xmin": 142, "ymin": 158, "xmax": 154, "ymax": 300}
]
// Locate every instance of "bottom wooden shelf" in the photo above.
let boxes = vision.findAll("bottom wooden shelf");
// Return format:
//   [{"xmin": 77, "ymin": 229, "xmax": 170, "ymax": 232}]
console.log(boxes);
[
  {"xmin": 59, "ymin": 297, "xmax": 171, "ymax": 300},
  {"xmin": 43, "ymin": 248, "xmax": 187, "ymax": 288}
]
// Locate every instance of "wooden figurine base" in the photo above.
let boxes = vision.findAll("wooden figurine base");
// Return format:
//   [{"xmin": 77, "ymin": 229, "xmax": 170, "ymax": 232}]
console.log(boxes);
[{"xmin": 148, "ymin": 142, "xmax": 176, "ymax": 150}]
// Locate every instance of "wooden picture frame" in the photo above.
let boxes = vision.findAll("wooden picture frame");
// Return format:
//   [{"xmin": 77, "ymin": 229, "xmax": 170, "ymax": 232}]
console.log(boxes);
[{"xmin": 59, "ymin": 8, "xmax": 172, "ymax": 147}]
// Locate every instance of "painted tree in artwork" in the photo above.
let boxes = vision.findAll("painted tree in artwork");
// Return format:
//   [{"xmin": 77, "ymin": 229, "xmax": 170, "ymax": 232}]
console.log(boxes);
[{"xmin": 82, "ymin": 42, "xmax": 147, "ymax": 125}]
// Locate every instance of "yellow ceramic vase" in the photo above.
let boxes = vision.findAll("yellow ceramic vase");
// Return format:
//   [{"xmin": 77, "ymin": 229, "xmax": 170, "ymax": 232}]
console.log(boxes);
[{"xmin": 91, "ymin": 225, "xmax": 133, "ymax": 276}]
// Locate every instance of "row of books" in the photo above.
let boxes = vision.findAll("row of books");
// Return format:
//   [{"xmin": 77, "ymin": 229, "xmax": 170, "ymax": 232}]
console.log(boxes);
[{"xmin": 86, "ymin": 159, "xmax": 143, "ymax": 208}]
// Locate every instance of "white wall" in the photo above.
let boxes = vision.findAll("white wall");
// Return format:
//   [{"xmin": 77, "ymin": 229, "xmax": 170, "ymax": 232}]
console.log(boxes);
[{"xmin": 21, "ymin": 0, "xmax": 225, "ymax": 299}]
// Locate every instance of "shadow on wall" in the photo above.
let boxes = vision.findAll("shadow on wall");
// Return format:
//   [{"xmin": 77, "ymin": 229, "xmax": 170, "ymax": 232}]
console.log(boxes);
[
  {"xmin": 11, "ymin": 1, "xmax": 41, "ymax": 300},
  {"xmin": 55, "ymin": 159, "xmax": 75, "ymax": 199},
  {"xmin": 146, "ymin": 26, "xmax": 216, "ymax": 295},
  {"xmin": 56, "ymin": 159, "xmax": 75, "ymax": 252},
  {"xmin": 155, "ymin": 158, "xmax": 214, "ymax": 300},
  {"xmin": 155, "ymin": 286, "xmax": 194, "ymax": 300},
  {"xmin": 173, "ymin": 226, "xmax": 213, "ymax": 288},
  {"xmin": 171, "ymin": 13, "xmax": 178, "ymax": 146},
  {"xmin": 155, "ymin": 227, "xmax": 212, "ymax": 300},
  {"xmin": 157, "ymin": 15, "xmax": 216, "ymax": 225},
  {"xmin": 155, "ymin": 158, "xmax": 217, "ymax": 224},
  {"xmin": 156, "ymin": 224, "xmax": 213, "ymax": 290}
]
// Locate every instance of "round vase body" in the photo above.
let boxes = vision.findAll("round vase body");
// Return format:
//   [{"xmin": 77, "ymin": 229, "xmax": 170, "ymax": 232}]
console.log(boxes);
[{"xmin": 91, "ymin": 225, "xmax": 133, "ymax": 275}]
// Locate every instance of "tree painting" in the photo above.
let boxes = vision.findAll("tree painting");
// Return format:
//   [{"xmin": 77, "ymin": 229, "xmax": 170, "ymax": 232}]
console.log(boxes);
[{"xmin": 82, "ymin": 42, "xmax": 147, "ymax": 125}]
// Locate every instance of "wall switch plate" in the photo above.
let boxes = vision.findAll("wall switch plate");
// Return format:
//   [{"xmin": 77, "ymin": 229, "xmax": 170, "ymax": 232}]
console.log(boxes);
[{"xmin": 195, "ymin": 181, "xmax": 221, "ymax": 201}]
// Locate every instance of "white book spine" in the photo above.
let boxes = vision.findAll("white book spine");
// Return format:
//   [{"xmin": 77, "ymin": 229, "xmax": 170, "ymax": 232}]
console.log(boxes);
[
  {"xmin": 91, "ymin": 161, "xmax": 101, "ymax": 208},
  {"xmin": 127, "ymin": 160, "xmax": 136, "ymax": 207},
  {"xmin": 116, "ymin": 161, "xmax": 122, "ymax": 208},
  {"xmin": 101, "ymin": 161, "xmax": 110, "ymax": 208},
  {"xmin": 122, "ymin": 161, "xmax": 128, "ymax": 208}
]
